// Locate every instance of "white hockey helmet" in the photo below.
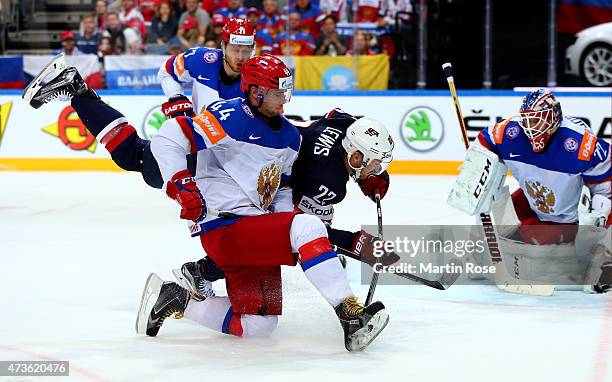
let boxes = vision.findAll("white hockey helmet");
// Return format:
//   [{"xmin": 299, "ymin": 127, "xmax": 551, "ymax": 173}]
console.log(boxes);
[{"xmin": 342, "ymin": 117, "xmax": 394, "ymax": 178}]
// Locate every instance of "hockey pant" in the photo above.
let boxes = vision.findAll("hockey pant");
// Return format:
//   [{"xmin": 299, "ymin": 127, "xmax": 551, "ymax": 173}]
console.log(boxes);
[
  {"xmin": 200, "ymin": 225, "xmax": 361, "ymax": 282},
  {"xmin": 184, "ymin": 212, "xmax": 354, "ymax": 337}
]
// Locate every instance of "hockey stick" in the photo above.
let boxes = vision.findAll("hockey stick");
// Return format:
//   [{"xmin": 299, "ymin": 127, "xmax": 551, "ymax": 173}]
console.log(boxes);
[
  {"xmin": 442, "ymin": 62, "xmax": 554, "ymax": 296},
  {"xmin": 365, "ymin": 193, "xmax": 384, "ymax": 305},
  {"xmin": 335, "ymin": 246, "xmax": 458, "ymax": 290}
]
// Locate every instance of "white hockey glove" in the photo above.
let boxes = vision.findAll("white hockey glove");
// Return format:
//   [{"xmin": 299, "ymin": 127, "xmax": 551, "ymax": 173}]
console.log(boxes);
[
  {"xmin": 578, "ymin": 186, "xmax": 611, "ymax": 227},
  {"xmin": 447, "ymin": 145, "xmax": 507, "ymax": 216}
]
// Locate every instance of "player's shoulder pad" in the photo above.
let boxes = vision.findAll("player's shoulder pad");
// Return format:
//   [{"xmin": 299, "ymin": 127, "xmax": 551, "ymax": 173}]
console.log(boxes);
[
  {"xmin": 559, "ymin": 117, "xmax": 607, "ymax": 162},
  {"xmin": 488, "ymin": 117, "xmax": 518, "ymax": 145},
  {"xmin": 182, "ymin": 46, "xmax": 223, "ymax": 76},
  {"xmin": 203, "ymin": 97, "xmax": 248, "ymax": 139}
]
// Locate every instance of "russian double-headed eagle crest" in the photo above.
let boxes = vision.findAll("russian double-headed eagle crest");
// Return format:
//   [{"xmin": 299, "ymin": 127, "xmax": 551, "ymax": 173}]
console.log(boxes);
[
  {"xmin": 525, "ymin": 180, "xmax": 556, "ymax": 214},
  {"xmin": 257, "ymin": 161, "xmax": 281, "ymax": 211}
]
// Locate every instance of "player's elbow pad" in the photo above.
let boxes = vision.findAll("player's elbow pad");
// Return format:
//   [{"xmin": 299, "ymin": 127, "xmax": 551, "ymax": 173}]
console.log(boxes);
[{"xmin": 447, "ymin": 144, "xmax": 507, "ymax": 216}]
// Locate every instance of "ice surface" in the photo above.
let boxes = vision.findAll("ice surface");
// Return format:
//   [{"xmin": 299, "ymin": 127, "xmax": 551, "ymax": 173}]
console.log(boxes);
[{"xmin": 0, "ymin": 173, "xmax": 610, "ymax": 382}]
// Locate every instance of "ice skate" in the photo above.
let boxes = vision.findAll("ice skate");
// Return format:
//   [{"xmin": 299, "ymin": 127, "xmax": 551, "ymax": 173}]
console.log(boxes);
[
  {"xmin": 173, "ymin": 260, "xmax": 216, "ymax": 301},
  {"xmin": 22, "ymin": 54, "xmax": 90, "ymax": 109},
  {"xmin": 335, "ymin": 296, "xmax": 389, "ymax": 351},
  {"xmin": 135, "ymin": 273, "xmax": 191, "ymax": 336}
]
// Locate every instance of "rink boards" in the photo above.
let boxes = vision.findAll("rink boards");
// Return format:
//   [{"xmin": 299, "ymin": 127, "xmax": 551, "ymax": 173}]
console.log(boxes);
[{"xmin": 0, "ymin": 90, "xmax": 609, "ymax": 174}]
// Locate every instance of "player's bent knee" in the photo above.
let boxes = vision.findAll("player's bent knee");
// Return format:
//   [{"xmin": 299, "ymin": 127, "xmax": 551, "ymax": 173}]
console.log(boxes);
[
  {"xmin": 241, "ymin": 315, "xmax": 278, "ymax": 337},
  {"xmin": 290, "ymin": 214, "xmax": 328, "ymax": 250}
]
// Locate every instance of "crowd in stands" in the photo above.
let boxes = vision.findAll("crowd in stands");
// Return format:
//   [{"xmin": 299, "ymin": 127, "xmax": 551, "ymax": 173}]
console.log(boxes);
[{"xmin": 53, "ymin": 0, "xmax": 413, "ymax": 59}]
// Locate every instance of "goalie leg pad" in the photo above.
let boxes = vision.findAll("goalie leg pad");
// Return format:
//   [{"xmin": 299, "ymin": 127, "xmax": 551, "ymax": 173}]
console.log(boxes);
[{"xmin": 448, "ymin": 144, "xmax": 507, "ymax": 216}]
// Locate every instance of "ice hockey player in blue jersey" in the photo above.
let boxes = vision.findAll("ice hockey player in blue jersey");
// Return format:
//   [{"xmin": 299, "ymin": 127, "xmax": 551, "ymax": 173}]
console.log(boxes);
[
  {"xmin": 134, "ymin": 55, "xmax": 389, "ymax": 351},
  {"xmin": 448, "ymin": 89, "xmax": 611, "ymax": 293},
  {"xmin": 159, "ymin": 17, "xmax": 257, "ymax": 114}
]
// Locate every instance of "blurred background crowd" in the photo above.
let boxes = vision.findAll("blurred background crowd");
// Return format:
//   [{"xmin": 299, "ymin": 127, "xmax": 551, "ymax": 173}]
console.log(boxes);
[{"xmin": 0, "ymin": 0, "xmax": 611, "ymax": 89}]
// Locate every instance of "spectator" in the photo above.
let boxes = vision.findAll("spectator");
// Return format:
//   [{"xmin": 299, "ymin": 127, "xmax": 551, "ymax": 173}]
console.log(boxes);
[
  {"xmin": 275, "ymin": 12, "xmax": 315, "ymax": 55},
  {"xmin": 140, "ymin": 0, "xmax": 157, "ymax": 21},
  {"xmin": 55, "ymin": 30, "xmax": 83, "ymax": 55},
  {"xmin": 150, "ymin": 1, "xmax": 179, "ymax": 44},
  {"xmin": 315, "ymin": 15, "xmax": 347, "ymax": 55},
  {"xmin": 204, "ymin": 39, "xmax": 218, "ymax": 48},
  {"xmin": 107, "ymin": 0, "xmax": 122, "ymax": 13},
  {"xmin": 95, "ymin": 0, "xmax": 108, "ymax": 33},
  {"xmin": 202, "ymin": 0, "xmax": 228, "ymax": 15},
  {"xmin": 103, "ymin": 11, "xmax": 141, "ymax": 54},
  {"xmin": 205, "ymin": 13, "xmax": 226, "ymax": 47},
  {"xmin": 243, "ymin": 0, "xmax": 262, "ymax": 9},
  {"xmin": 381, "ymin": 0, "xmax": 412, "ymax": 25},
  {"xmin": 167, "ymin": 37, "xmax": 183, "ymax": 55},
  {"xmin": 179, "ymin": 0, "xmax": 210, "ymax": 46},
  {"xmin": 172, "ymin": 0, "xmax": 187, "ymax": 17},
  {"xmin": 260, "ymin": 0, "xmax": 284, "ymax": 39},
  {"xmin": 319, "ymin": 0, "xmax": 347, "ymax": 22},
  {"xmin": 289, "ymin": 0, "xmax": 324, "ymax": 38},
  {"xmin": 177, "ymin": 16, "xmax": 200, "ymax": 49},
  {"xmin": 98, "ymin": 35, "xmax": 113, "ymax": 57},
  {"xmin": 346, "ymin": 29, "xmax": 376, "ymax": 55},
  {"xmin": 246, "ymin": 7, "xmax": 274, "ymax": 53},
  {"xmin": 215, "ymin": 0, "xmax": 247, "ymax": 19},
  {"xmin": 119, "ymin": 0, "xmax": 147, "ymax": 39},
  {"xmin": 76, "ymin": 15, "xmax": 101, "ymax": 54},
  {"xmin": 353, "ymin": 0, "xmax": 385, "ymax": 24}
]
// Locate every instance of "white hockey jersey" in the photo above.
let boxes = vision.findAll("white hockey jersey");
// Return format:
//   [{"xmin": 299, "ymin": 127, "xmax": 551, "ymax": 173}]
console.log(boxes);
[
  {"xmin": 477, "ymin": 116, "xmax": 611, "ymax": 223},
  {"xmin": 151, "ymin": 97, "xmax": 301, "ymax": 235}
]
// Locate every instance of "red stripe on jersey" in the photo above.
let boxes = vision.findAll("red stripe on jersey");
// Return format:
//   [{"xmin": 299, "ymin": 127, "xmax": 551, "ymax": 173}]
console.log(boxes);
[
  {"xmin": 175, "ymin": 117, "xmax": 199, "ymax": 154},
  {"xmin": 165, "ymin": 56, "xmax": 174, "ymax": 77},
  {"xmin": 477, "ymin": 131, "xmax": 494, "ymax": 151},
  {"xmin": 299, "ymin": 237, "xmax": 333, "ymax": 263},
  {"xmin": 100, "ymin": 123, "xmax": 136, "ymax": 153}
]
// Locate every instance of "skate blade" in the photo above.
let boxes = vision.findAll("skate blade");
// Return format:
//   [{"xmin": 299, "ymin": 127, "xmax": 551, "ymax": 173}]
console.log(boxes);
[
  {"xmin": 347, "ymin": 309, "xmax": 390, "ymax": 352},
  {"xmin": 135, "ymin": 273, "xmax": 164, "ymax": 334},
  {"xmin": 22, "ymin": 53, "xmax": 67, "ymax": 106}
]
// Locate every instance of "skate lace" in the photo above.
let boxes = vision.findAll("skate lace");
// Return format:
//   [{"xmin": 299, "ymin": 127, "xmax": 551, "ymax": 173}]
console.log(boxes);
[
  {"xmin": 157, "ymin": 308, "xmax": 184, "ymax": 328},
  {"xmin": 343, "ymin": 297, "xmax": 365, "ymax": 317}
]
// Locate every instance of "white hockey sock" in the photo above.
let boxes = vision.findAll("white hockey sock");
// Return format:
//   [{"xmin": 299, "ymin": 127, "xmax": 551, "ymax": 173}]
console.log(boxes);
[
  {"xmin": 184, "ymin": 297, "xmax": 278, "ymax": 337},
  {"xmin": 290, "ymin": 214, "xmax": 354, "ymax": 307}
]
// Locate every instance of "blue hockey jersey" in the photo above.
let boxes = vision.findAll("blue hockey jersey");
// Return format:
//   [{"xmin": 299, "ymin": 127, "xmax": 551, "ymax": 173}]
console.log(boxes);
[{"xmin": 158, "ymin": 47, "xmax": 243, "ymax": 113}]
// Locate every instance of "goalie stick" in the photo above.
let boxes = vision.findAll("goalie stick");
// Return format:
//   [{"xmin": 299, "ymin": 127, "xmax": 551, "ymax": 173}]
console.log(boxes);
[{"xmin": 442, "ymin": 62, "xmax": 554, "ymax": 297}]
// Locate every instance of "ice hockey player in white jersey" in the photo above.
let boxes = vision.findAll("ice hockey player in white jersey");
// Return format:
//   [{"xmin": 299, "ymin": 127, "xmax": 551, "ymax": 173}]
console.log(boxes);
[
  {"xmin": 135, "ymin": 55, "xmax": 389, "ymax": 351},
  {"xmin": 448, "ymin": 89, "xmax": 611, "ymax": 292}
]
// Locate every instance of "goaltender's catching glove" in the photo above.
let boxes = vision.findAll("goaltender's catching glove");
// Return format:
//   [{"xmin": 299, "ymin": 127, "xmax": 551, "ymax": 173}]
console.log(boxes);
[{"xmin": 166, "ymin": 169, "xmax": 206, "ymax": 221}]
